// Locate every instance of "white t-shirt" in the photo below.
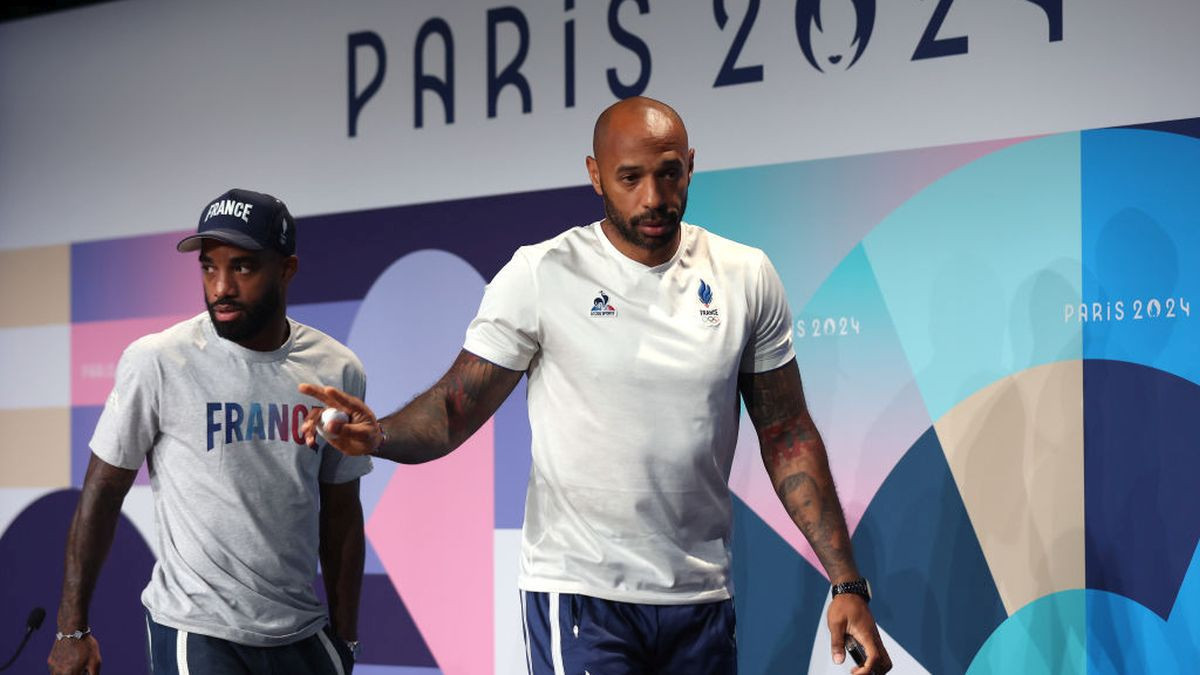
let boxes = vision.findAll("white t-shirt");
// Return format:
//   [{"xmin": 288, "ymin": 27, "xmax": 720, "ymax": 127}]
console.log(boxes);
[
  {"xmin": 464, "ymin": 221, "xmax": 795, "ymax": 604},
  {"xmin": 90, "ymin": 313, "xmax": 372, "ymax": 646}
]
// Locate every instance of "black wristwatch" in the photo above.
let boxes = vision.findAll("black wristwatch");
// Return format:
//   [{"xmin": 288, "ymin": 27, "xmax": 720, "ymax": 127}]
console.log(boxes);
[{"xmin": 831, "ymin": 577, "xmax": 872, "ymax": 603}]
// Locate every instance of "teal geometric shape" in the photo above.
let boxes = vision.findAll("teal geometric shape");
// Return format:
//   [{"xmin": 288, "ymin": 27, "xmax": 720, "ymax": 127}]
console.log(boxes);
[
  {"xmin": 862, "ymin": 133, "xmax": 1083, "ymax": 422},
  {"xmin": 968, "ymin": 541, "xmax": 1200, "ymax": 674},
  {"xmin": 689, "ymin": 139, "xmax": 1025, "ymax": 311},
  {"xmin": 967, "ymin": 590, "xmax": 1087, "ymax": 675},
  {"xmin": 793, "ymin": 243, "xmax": 933, "ymax": 521}
]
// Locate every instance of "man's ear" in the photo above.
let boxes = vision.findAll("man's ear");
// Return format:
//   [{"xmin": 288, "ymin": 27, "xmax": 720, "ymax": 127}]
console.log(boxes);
[
  {"xmin": 281, "ymin": 255, "xmax": 299, "ymax": 284},
  {"xmin": 586, "ymin": 156, "xmax": 604, "ymax": 196}
]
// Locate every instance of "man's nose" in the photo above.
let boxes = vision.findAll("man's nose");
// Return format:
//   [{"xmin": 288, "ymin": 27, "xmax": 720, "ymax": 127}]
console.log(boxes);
[
  {"xmin": 212, "ymin": 270, "xmax": 237, "ymax": 299},
  {"xmin": 642, "ymin": 179, "xmax": 665, "ymax": 210}
]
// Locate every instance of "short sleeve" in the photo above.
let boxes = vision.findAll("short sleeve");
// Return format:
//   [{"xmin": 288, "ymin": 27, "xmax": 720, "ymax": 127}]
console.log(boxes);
[
  {"xmin": 739, "ymin": 253, "xmax": 796, "ymax": 373},
  {"xmin": 89, "ymin": 342, "xmax": 160, "ymax": 470},
  {"xmin": 462, "ymin": 249, "xmax": 540, "ymax": 370},
  {"xmin": 319, "ymin": 359, "xmax": 373, "ymax": 484}
]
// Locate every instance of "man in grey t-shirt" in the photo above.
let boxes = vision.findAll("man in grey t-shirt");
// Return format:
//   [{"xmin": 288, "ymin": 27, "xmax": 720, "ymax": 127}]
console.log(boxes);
[{"xmin": 48, "ymin": 189, "xmax": 371, "ymax": 675}]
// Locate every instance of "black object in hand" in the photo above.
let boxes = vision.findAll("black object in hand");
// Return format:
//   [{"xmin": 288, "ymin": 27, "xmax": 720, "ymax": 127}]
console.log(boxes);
[{"xmin": 845, "ymin": 634, "xmax": 867, "ymax": 667}]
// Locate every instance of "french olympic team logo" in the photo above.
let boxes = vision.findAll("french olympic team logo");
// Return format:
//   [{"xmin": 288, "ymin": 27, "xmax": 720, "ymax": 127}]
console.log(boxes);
[
  {"xmin": 698, "ymin": 279, "xmax": 721, "ymax": 327},
  {"xmin": 796, "ymin": 0, "xmax": 876, "ymax": 72},
  {"xmin": 590, "ymin": 290, "xmax": 617, "ymax": 317}
]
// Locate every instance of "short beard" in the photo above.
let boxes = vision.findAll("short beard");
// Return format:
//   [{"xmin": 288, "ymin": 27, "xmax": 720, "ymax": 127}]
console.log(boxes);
[
  {"xmin": 602, "ymin": 191, "xmax": 686, "ymax": 253},
  {"xmin": 206, "ymin": 283, "xmax": 282, "ymax": 344}
]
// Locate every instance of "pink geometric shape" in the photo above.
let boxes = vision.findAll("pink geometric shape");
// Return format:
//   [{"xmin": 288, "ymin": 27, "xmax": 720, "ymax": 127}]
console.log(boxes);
[
  {"xmin": 367, "ymin": 421, "xmax": 494, "ymax": 675},
  {"xmin": 71, "ymin": 314, "xmax": 194, "ymax": 406}
]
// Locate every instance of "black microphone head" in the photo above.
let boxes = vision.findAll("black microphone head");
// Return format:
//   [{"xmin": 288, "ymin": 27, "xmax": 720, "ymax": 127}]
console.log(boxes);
[{"xmin": 27, "ymin": 607, "xmax": 45, "ymax": 631}]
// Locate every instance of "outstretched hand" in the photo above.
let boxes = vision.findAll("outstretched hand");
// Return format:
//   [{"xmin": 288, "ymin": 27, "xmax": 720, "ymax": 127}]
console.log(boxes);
[
  {"xmin": 298, "ymin": 383, "xmax": 383, "ymax": 456},
  {"xmin": 828, "ymin": 595, "xmax": 892, "ymax": 674}
]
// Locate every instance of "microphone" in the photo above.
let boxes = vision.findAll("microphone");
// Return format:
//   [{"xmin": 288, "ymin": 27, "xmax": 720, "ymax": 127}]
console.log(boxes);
[{"xmin": 0, "ymin": 607, "xmax": 47, "ymax": 672}]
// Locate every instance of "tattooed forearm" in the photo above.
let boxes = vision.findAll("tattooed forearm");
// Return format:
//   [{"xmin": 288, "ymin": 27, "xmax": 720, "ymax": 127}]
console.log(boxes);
[
  {"xmin": 378, "ymin": 350, "xmax": 523, "ymax": 464},
  {"xmin": 760, "ymin": 419, "xmax": 817, "ymax": 466},
  {"xmin": 740, "ymin": 359, "xmax": 860, "ymax": 583},
  {"xmin": 775, "ymin": 470, "xmax": 857, "ymax": 581}
]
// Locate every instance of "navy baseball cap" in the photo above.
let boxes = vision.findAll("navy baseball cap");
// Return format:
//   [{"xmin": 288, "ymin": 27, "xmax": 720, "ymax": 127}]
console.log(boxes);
[{"xmin": 177, "ymin": 188, "xmax": 296, "ymax": 256}]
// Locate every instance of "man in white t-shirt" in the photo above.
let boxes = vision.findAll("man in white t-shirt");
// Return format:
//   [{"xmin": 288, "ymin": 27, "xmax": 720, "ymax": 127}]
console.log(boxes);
[{"xmin": 302, "ymin": 97, "xmax": 892, "ymax": 674}]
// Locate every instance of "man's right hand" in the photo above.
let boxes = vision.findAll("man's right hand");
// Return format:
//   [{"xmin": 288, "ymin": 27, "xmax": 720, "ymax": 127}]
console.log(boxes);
[
  {"xmin": 298, "ymin": 384, "xmax": 384, "ymax": 456},
  {"xmin": 47, "ymin": 634, "xmax": 101, "ymax": 675}
]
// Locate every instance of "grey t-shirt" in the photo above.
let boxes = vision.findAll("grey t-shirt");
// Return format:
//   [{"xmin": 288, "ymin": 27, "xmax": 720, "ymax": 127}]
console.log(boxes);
[{"xmin": 90, "ymin": 313, "xmax": 372, "ymax": 647}]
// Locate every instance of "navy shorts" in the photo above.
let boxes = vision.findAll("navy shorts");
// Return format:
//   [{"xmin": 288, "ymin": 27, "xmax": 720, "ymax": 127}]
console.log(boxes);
[
  {"xmin": 521, "ymin": 591, "xmax": 737, "ymax": 674},
  {"xmin": 145, "ymin": 612, "xmax": 354, "ymax": 674}
]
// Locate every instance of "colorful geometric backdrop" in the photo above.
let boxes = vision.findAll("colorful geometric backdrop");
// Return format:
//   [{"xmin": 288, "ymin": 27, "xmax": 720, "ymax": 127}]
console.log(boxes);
[{"xmin": 1, "ymin": 118, "xmax": 1197, "ymax": 674}]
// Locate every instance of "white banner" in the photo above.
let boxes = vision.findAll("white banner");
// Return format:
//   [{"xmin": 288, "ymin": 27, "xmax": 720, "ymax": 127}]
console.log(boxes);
[{"xmin": 2, "ymin": 0, "xmax": 1198, "ymax": 248}]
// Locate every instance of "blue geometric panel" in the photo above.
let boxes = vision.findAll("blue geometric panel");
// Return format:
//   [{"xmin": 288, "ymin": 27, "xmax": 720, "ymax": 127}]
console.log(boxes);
[
  {"xmin": 1083, "ymin": 359, "xmax": 1200, "ymax": 620},
  {"xmin": 1085, "ymin": 543, "xmax": 1200, "ymax": 673},
  {"xmin": 1081, "ymin": 127, "xmax": 1200, "ymax": 387},
  {"xmin": 730, "ymin": 495, "xmax": 830, "ymax": 673},
  {"xmin": 852, "ymin": 427, "xmax": 1008, "ymax": 674}
]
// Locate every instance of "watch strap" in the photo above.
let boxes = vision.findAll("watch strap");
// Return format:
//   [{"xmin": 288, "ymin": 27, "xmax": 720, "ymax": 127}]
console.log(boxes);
[{"xmin": 831, "ymin": 577, "xmax": 871, "ymax": 602}]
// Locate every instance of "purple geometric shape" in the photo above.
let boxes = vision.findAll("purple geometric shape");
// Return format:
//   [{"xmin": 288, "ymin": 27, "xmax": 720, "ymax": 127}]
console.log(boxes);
[
  {"xmin": 493, "ymin": 376, "xmax": 531, "ymax": 529},
  {"xmin": 72, "ymin": 405, "xmax": 148, "ymax": 486},
  {"xmin": 314, "ymin": 573, "xmax": 436, "ymax": 667},
  {"xmin": 70, "ymin": 405, "xmax": 102, "ymax": 487},
  {"xmin": 72, "ymin": 230, "xmax": 199, "ymax": 323},
  {"xmin": 67, "ymin": 185, "xmax": 597, "ymax": 324},
  {"xmin": 346, "ymin": 250, "xmax": 487, "ymax": 519},
  {"xmin": 289, "ymin": 300, "xmax": 362, "ymax": 346},
  {"xmin": 290, "ymin": 186, "xmax": 598, "ymax": 305},
  {"xmin": 0, "ymin": 490, "xmax": 156, "ymax": 674}
]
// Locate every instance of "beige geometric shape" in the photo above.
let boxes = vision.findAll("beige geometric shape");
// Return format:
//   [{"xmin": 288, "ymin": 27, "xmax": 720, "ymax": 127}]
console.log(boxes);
[
  {"xmin": 0, "ymin": 245, "xmax": 70, "ymax": 327},
  {"xmin": 0, "ymin": 407, "xmax": 71, "ymax": 487},
  {"xmin": 934, "ymin": 360, "xmax": 1084, "ymax": 615}
]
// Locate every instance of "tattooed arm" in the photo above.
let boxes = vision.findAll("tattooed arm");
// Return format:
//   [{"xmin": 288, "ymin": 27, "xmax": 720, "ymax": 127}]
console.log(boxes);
[
  {"xmin": 738, "ymin": 358, "xmax": 857, "ymax": 581},
  {"xmin": 300, "ymin": 350, "xmax": 523, "ymax": 464},
  {"xmin": 739, "ymin": 358, "xmax": 892, "ymax": 674}
]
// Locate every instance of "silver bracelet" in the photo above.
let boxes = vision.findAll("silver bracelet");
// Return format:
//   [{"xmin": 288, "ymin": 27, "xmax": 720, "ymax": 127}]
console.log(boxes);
[
  {"xmin": 374, "ymin": 423, "xmax": 389, "ymax": 454},
  {"xmin": 55, "ymin": 627, "xmax": 91, "ymax": 641}
]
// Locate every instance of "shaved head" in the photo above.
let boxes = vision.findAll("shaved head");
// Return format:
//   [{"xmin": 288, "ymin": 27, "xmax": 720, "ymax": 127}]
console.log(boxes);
[
  {"xmin": 592, "ymin": 96, "xmax": 689, "ymax": 159},
  {"xmin": 586, "ymin": 97, "xmax": 694, "ymax": 266}
]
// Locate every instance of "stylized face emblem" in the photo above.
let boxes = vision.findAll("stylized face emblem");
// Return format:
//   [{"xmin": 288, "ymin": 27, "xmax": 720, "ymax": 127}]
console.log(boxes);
[{"xmin": 796, "ymin": 0, "xmax": 876, "ymax": 72}]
